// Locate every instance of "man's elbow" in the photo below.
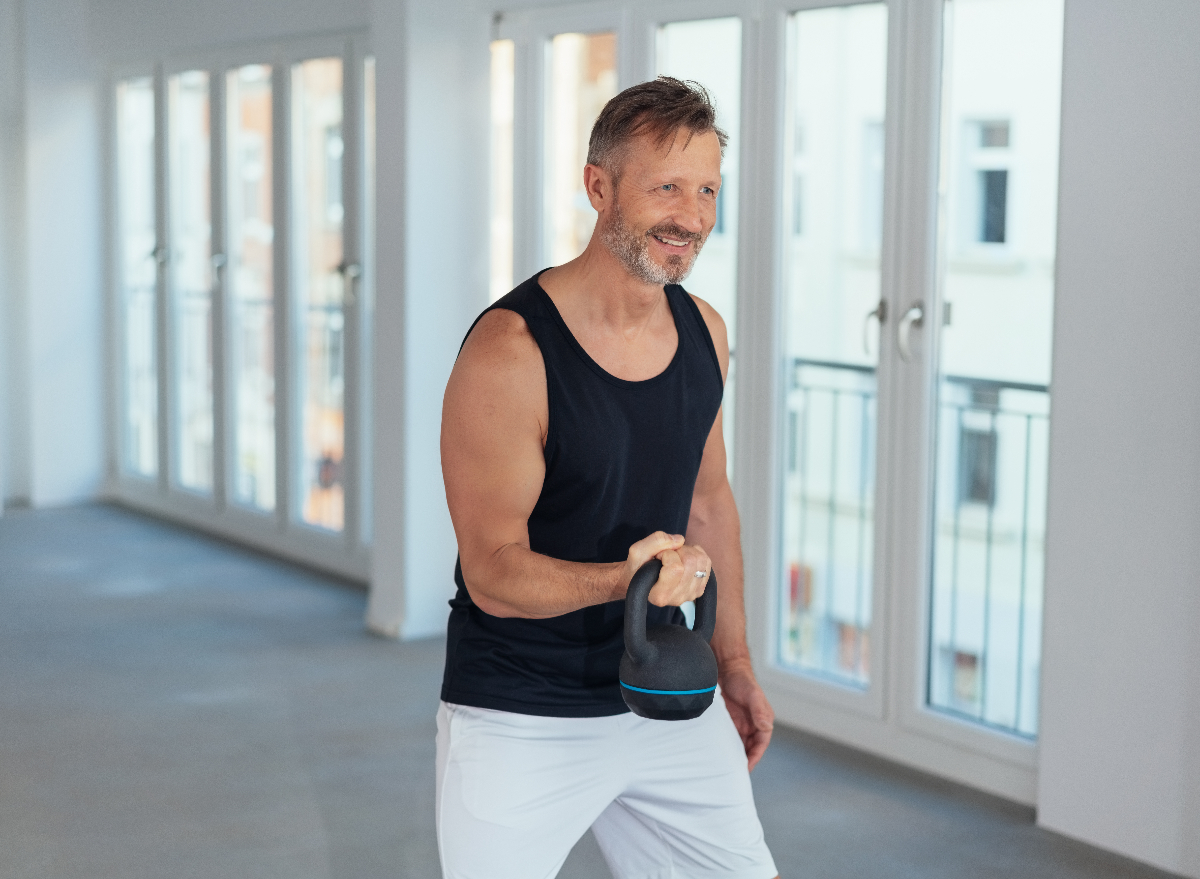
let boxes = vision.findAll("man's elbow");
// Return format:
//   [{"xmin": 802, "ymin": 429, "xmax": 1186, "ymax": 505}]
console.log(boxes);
[{"xmin": 467, "ymin": 583, "xmax": 520, "ymax": 618}]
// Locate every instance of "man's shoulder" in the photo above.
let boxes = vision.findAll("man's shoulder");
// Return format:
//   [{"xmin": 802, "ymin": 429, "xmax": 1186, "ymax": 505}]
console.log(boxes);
[
  {"xmin": 680, "ymin": 290, "xmax": 725, "ymax": 332},
  {"xmin": 460, "ymin": 307, "xmax": 542, "ymax": 369}
]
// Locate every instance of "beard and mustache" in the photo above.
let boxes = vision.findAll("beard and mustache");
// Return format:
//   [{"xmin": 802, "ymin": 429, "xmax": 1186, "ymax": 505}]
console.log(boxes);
[{"xmin": 598, "ymin": 199, "xmax": 708, "ymax": 286}]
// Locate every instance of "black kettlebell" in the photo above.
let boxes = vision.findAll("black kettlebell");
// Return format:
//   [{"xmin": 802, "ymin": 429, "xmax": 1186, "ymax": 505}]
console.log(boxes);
[{"xmin": 619, "ymin": 559, "xmax": 719, "ymax": 721}]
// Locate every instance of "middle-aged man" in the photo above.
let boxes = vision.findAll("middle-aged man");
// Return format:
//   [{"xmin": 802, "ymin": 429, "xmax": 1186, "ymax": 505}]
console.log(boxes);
[{"xmin": 437, "ymin": 76, "xmax": 779, "ymax": 879}]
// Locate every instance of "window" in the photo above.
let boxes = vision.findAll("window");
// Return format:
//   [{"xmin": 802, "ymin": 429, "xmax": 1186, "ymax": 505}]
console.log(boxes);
[
  {"xmin": 167, "ymin": 70, "xmax": 214, "ymax": 494},
  {"xmin": 226, "ymin": 63, "xmax": 275, "ymax": 512},
  {"xmin": 491, "ymin": 0, "xmax": 1064, "ymax": 793},
  {"xmin": 489, "ymin": 39, "xmax": 515, "ymax": 302},
  {"xmin": 111, "ymin": 37, "xmax": 375, "ymax": 576},
  {"xmin": 115, "ymin": 76, "xmax": 158, "ymax": 479},
  {"xmin": 779, "ymin": 3, "xmax": 888, "ymax": 687},
  {"xmin": 958, "ymin": 423, "xmax": 997, "ymax": 506},
  {"xmin": 929, "ymin": 0, "xmax": 1062, "ymax": 738},
  {"xmin": 961, "ymin": 119, "xmax": 1012, "ymax": 247},
  {"xmin": 544, "ymin": 31, "xmax": 617, "ymax": 266}
]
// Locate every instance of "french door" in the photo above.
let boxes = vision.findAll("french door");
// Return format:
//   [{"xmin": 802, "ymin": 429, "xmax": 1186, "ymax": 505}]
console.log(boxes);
[
  {"xmin": 109, "ymin": 34, "xmax": 375, "ymax": 578},
  {"xmin": 491, "ymin": 0, "xmax": 1063, "ymax": 802},
  {"xmin": 747, "ymin": 0, "xmax": 1062, "ymax": 803}
]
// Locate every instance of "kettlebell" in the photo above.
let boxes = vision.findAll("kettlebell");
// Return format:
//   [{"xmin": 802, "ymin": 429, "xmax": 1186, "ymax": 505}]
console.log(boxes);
[{"xmin": 619, "ymin": 559, "xmax": 719, "ymax": 721}]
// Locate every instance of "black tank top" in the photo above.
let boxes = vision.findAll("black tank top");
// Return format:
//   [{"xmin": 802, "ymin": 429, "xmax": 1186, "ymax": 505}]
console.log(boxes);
[{"xmin": 440, "ymin": 272, "xmax": 724, "ymax": 717}]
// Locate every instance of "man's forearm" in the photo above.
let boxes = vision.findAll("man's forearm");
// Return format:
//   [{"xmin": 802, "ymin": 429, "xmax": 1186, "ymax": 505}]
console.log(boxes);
[
  {"xmin": 462, "ymin": 543, "xmax": 627, "ymax": 619},
  {"xmin": 686, "ymin": 484, "xmax": 753, "ymax": 672}
]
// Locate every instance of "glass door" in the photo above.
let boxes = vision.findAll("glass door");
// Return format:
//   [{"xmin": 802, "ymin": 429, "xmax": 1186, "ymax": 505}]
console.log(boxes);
[
  {"xmin": 166, "ymin": 69, "xmax": 215, "ymax": 495},
  {"xmin": 779, "ymin": 2, "xmax": 889, "ymax": 688},
  {"xmin": 110, "ymin": 36, "xmax": 374, "ymax": 578},
  {"xmin": 544, "ymin": 31, "xmax": 618, "ymax": 265},
  {"xmin": 115, "ymin": 75, "xmax": 159, "ymax": 480},
  {"xmin": 226, "ymin": 63, "xmax": 277, "ymax": 512},
  {"xmin": 925, "ymin": 0, "xmax": 1064, "ymax": 738},
  {"xmin": 291, "ymin": 56, "xmax": 349, "ymax": 532}
]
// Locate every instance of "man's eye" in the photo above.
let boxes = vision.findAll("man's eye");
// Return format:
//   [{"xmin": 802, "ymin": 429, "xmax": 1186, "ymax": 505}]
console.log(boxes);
[
  {"xmin": 661, "ymin": 184, "xmax": 675, "ymax": 192},
  {"xmin": 701, "ymin": 187, "xmax": 715, "ymax": 195}
]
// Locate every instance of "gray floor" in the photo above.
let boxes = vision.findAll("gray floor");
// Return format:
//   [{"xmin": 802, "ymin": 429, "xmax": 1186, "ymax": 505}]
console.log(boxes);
[{"xmin": 0, "ymin": 504, "xmax": 1180, "ymax": 879}]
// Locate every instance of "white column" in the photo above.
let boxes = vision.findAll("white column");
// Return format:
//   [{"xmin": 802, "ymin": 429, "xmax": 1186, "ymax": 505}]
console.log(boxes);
[
  {"xmin": 0, "ymin": 0, "xmax": 105, "ymax": 510},
  {"xmin": 367, "ymin": 0, "xmax": 491, "ymax": 638},
  {"xmin": 1037, "ymin": 2, "xmax": 1200, "ymax": 876},
  {"xmin": 0, "ymin": 0, "xmax": 29, "ymax": 508}
]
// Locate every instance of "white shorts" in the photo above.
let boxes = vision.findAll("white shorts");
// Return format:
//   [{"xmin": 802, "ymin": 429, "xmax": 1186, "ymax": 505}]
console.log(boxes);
[{"xmin": 435, "ymin": 692, "xmax": 777, "ymax": 879}]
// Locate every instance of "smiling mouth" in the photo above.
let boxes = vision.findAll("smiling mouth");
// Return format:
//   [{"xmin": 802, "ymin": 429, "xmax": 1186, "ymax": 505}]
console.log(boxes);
[{"xmin": 652, "ymin": 234, "xmax": 693, "ymax": 248}]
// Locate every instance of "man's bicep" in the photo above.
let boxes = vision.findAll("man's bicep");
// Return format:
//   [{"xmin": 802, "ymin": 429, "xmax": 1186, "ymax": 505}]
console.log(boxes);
[{"xmin": 441, "ymin": 312, "xmax": 548, "ymax": 573}]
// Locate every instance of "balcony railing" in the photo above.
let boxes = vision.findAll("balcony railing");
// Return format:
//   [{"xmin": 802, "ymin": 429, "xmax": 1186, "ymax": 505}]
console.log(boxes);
[{"xmin": 779, "ymin": 357, "xmax": 1048, "ymax": 737}]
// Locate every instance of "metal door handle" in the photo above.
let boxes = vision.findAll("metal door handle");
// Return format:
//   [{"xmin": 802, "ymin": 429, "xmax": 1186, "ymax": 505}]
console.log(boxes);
[
  {"xmin": 897, "ymin": 303, "xmax": 924, "ymax": 362},
  {"xmin": 338, "ymin": 262, "xmax": 362, "ymax": 305},
  {"xmin": 863, "ymin": 299, "xmax": 888, "ymax": 355}
]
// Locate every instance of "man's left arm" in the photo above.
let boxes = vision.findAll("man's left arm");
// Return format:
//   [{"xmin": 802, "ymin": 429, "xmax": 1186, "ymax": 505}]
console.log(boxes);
[{"xmin": 686, "ymin": 297, "xmax": 775, "ymax": 771}]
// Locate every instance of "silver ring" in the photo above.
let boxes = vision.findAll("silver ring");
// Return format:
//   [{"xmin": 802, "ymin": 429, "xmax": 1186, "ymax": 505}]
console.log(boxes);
[{"xmin": 694, "ymin": 570, "xmax": 707, "ymax": 579}]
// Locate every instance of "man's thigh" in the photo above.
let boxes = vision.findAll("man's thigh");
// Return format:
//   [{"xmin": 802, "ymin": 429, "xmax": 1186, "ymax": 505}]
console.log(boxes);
[
  {"xmin": 435, "ymin": 702, "xmax": 624, "ymax": 879},
  {"xmin": 591, "ymin": 694, "xmax": 778, "ymax": 879}
]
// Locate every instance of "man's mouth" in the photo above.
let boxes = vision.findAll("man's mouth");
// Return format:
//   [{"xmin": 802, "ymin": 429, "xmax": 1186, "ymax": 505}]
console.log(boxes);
[{"xmin": 650, "ymin": 232, "xmax": 697, "ymax": 249}]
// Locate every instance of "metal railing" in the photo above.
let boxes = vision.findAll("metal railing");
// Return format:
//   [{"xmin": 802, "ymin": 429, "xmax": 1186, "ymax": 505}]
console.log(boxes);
[{"xmin": 779, "ymin": 357, "xmax": 1049, "ymax": 737}]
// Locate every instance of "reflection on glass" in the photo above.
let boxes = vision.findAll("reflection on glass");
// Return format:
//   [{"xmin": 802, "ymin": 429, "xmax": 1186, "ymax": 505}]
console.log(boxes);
[
  {"xmin": 927, "ymin": 0, "xmax": 1063, "ymax": 738},
  {"xmin": 779, "ymin": 4, "xmax": 888, "ymax": 687},
  {"xmin": 168, "ymin": 70, "xmax": 213, "ymax": 493},
  {"xmin": 490, "ymin": 40, "xmax": 514, "ymax": 302},
  {"xmin": 227, "ymin": 64, "xmax": 276, "ymax": 511},
  {"xmin": 545, "ymin": 31, "xmax": 617, "ymax": 265},
  {"xmin": 117, "ymin": 76, "xmax": 158, "ymax": 478},
  {"xmin": 359, "ymin": 56, "xmax": 376, "ymax": 543},
  {"xmin": 657, "ymin": 17, "xmax": 742, "ymax": 475},
  {"xmin": 292, "ymin": 57, "xmax": 345, "ymax": 531}
]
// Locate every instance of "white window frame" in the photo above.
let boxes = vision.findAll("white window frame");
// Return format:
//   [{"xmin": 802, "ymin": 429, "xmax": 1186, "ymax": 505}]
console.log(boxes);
[{"xmin": 106, "ymin": 32, "xmax": 375, "ymax": 582}]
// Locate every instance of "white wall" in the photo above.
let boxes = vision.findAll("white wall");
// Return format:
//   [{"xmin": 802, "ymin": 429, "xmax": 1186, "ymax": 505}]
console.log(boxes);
[
  {"xmin": 1037, "ymin": 1, "xmax": 1200, "ymax": 875},
  {"xmin": 0, "ymin": 0, "xmax": 28, "ymax": 507},
  {"xmin": 0, "ymin": 0, "xmax": 106, "ymax": 509}
]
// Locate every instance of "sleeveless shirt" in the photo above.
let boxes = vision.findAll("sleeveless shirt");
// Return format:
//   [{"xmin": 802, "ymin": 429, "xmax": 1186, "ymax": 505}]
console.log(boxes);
[{"xmin": 440, "ymin": 271, "xmax": 725, "ymax": 717}]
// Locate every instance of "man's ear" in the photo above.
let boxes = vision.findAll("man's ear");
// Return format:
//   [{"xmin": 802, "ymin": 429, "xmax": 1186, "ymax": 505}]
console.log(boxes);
[{"xmin": 583, "ymin": 163, "xmax": 613, "ymax": 213}]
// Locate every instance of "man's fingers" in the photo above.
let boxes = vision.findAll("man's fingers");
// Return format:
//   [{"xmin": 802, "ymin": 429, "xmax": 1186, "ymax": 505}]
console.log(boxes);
[{"xmin": 747, "ymin": 730, "xmax": 772, "ymax": 771}]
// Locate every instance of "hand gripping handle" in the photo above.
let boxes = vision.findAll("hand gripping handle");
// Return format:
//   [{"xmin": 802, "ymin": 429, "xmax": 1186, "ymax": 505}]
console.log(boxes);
[{"xmin": 624, "ymin": 559, "xmax": 718, "ymax": 666}]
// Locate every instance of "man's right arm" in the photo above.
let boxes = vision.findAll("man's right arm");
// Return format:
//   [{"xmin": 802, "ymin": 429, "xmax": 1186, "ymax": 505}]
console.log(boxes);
[{"xmin": 440, "ymin": 309, "xmax": 701, "ymax": 619}]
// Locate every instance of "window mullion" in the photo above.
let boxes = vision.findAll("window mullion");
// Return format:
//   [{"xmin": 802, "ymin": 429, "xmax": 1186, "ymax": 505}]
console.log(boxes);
[
  {"xmin": 341, "ymin": 39, "xmax": 363, "ymax": 550},
  {"xmin": 153, "ymin": 63, "xmax": 171, "ymax": 493},
  {"xmin": 273, "ymin": 58, "xmax": 292, "ymax": 532},
  {"xmin": 210, "ymin": 68, "xmax": 229, "ymax": 510}
]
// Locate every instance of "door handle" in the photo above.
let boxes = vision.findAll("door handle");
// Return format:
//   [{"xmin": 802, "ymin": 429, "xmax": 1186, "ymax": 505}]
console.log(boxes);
[
  {"xmin": 337, "ymin": 261, "xmax": 362, "ymax": 305},
  {"xmin": 897, "ymin": 303, "xmax": 924, "ymax": 362},
  {"xmin": 863, "ymin": 299, "xmax": 888, "ymax": 356}
]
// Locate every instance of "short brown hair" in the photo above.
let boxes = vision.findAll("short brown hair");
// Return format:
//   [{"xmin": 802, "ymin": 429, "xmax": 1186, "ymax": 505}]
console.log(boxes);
[{"xmin": 586, "ymin": 76, "xmax": 728, "ymax": 178}]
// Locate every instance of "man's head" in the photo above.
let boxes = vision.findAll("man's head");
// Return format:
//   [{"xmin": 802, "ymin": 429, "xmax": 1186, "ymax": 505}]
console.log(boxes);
[{"xmin": 584, "ymin": 77, "xmax": 727, "ymax": 286}]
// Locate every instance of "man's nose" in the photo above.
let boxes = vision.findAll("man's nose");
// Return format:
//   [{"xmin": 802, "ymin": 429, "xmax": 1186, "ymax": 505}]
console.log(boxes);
[{"xmin": 675, "ymin": 192, "xmax": 707, "ymax": 233}]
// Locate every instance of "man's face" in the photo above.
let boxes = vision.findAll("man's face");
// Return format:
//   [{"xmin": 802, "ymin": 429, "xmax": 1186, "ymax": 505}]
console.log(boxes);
[{"xmin": 595, "ymin": 129, "xmax": 723, "ymax": 286}]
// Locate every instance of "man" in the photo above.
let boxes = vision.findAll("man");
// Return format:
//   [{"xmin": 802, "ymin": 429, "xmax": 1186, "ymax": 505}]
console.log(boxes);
[{"xmin": 438, "ymin": 76, "xmax": 779, "ymax": 879}]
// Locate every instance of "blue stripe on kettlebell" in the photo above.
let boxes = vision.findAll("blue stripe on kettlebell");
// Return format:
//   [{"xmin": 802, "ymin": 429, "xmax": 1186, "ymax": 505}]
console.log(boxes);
[{"xmin": 620, "ymin": 682, "xmax": 718, "ymax": 696}]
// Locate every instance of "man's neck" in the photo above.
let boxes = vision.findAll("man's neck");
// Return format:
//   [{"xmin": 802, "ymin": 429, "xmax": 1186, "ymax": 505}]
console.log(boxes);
[{"xmin": 539, "ymin": 241, "xmax": 667, "ymax": 340}]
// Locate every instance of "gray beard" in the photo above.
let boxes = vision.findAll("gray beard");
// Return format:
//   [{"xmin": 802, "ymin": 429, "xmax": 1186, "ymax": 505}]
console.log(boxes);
[{"xmin": 599, "ymin": 202, "xmax": 704, "ymax": 286}]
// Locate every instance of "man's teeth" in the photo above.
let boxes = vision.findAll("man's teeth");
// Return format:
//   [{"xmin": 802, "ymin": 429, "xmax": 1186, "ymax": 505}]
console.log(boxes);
[{"xmin": 655, "ymin": 235, "xmax": 688, "ymax": 246}]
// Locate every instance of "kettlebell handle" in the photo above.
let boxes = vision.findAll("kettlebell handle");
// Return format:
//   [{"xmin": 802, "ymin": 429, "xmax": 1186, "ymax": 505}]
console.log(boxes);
[{"xmin": 624, "ymin": 558, "xmax": 718, "ymax": 666}]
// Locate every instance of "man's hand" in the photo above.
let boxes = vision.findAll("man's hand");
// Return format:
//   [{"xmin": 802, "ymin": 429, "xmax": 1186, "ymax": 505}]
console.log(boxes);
[
  {"xmin": 623, "ymin": 531, "xmax": 712, "ymax": 607},
  {"xmin": 719, "ymin": 663, "xmax": 774, "ymax": 771}
]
